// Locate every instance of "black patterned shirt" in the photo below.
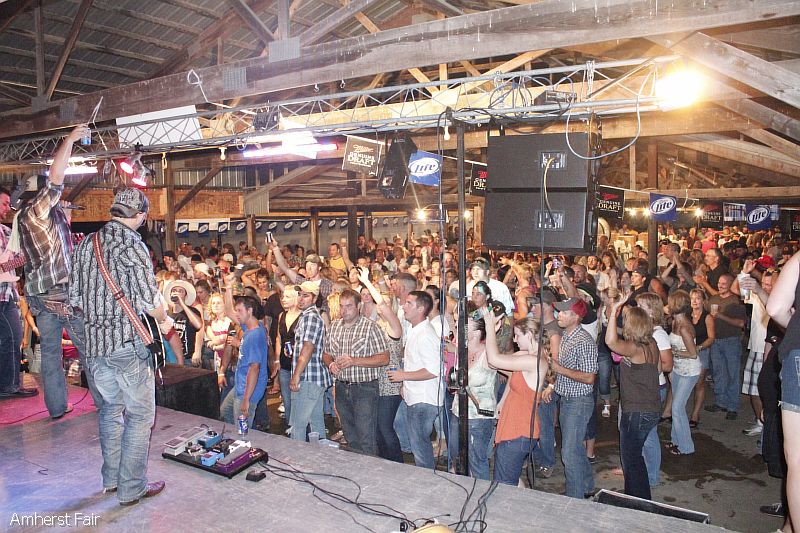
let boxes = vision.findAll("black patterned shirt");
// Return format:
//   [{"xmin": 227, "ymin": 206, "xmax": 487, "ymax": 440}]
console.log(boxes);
[{"xmin": 69, "ymin": 220, "xmax": 161, "ymax": 358}]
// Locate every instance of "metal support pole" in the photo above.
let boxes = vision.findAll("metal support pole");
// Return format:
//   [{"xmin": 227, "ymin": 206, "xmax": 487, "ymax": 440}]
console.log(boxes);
[{"xmin": 454, "ymin": 111, "xmax": 469, "ymax": 476}]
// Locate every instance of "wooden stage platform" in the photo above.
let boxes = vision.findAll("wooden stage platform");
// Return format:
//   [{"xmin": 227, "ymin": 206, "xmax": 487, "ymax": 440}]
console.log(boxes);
[{"xmin": 0, "ymin": 407, "xmax": 725, "ymax": 532}]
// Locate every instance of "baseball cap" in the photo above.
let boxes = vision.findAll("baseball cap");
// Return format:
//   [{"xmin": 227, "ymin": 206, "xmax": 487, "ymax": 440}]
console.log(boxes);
[
  {"xmin": 756, "ymin": 255, "xmax": 775, "ymax": 270},
  {"xmin": 194, "ymin": 263, "xmax": 211, "ymax": 276},
  {"xmin": 305, "ymin": 254, "xmax": 323, "ymax": 265},
  {"xmin": 470, "ymin": 257, "xmax": 490, "ymax": 270},
  {"xmin": 632, "ymin": 264, "xmax": 649, "ymax": 277},
  {"xmin": 295, "ymin": 281, "xmax": 320, "ymax": 296},
  {"xmin": 110, "ymin": 188, "xmax": 149, "ymax": 218},
  {"xmin": 553, "ymin": 297, "xmax": 588, "ymax": 318}
]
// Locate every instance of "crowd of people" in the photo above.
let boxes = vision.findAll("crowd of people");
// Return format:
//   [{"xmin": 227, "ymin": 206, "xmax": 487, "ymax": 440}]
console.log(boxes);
[{"xmin": 1, "ymin": 128, "xmax": 798, "ymax": 527}]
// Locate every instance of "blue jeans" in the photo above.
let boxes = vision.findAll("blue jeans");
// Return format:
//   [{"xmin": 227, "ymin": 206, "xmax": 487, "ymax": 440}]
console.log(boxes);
[
  {"xmin": 377, "ymin": 395, "xmax": 403, "ymax": 462},
  {"xmin": 781, "ymin": 349, "xmax": 800, "ymax": 412},
  {"xmin": 494, "ymin": 436, "xmax": 533, "ymax": 485},
  {"xmin": 86, "ymin": 342, "xmax": 155, "ymax": 504},
  {"xmin": 559, "ymin": 394, "xmax": 595, "ymax": 498},
  {"xmin": 448, "ymin": 415, "xmax": 495, "ymax": 480},
  {"xmin": 532, "ymin": 393, "xmax": 557, "ymax": 469},
  {"xmin": 597, "ymin": 351, "xmax": 612, "ymax": 402},
  {"xmin": 289, "ymin": 381, "xmax": 326, "ymax": 441},
  {"xmin": 394, "ymin": 400, "xmax": 412, "ymax": 453},
  {"xmin": 671, "ymin": 372, "xmax": 700, "ymax": 453},
  {"xmin": 279, "ymin": 368, "xmax": 293, "ymax": 423},
  {"xmin": 405, "ymin": 401, "xmax": 439, "ymax": 469},
  {"xmin": 642, "ymin": 383, "xmax": 667, "ymax": 486},
  {"xmin": 711, "ymin": 336, "xmax": 743, "ymax": 412},
  {"xmin": 620, "ymin": 411, "xmax": 660, "ymax": 500},
  {"xmin": 0, "ymin": 301, "xmax": 22, "ymax": 394},
  {"xmin": 220, "ymin": 389, "xmax": 258, "ymax": 429},
  {"xmin": 28, "ymin": 293, "xmax": 103, "ymax": 416},
  {"xmin": 335, "ymin": 380, "xmax": 379, "ymax": 455}
]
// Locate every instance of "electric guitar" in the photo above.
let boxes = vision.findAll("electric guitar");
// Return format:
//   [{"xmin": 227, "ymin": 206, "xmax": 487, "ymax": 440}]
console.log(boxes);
[{"xmin": 0, "ymin": 249, "xmax": 25, "ymax": 284}]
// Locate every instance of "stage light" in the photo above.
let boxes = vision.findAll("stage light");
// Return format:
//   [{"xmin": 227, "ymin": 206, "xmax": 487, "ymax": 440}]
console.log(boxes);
[
  {"xmin": 463, "ymin": 209, "xmax": 471, "ymax": 219},
  {"xmin": 119, "ymin": 153, "xmax": 151, "ymax": 188},
  {"xmin": 219, "ymin": 147, "xmax": 227, "ymax": 161},
  {"xmin": 656, "ymin": 67, "xmax": 705, "ymax": 110},
  {"xmin": 44, "ymin": 165, "xmax": 97, "ymax": 176},
  {"xmin": 642, "ymin": 208, "xmax": 651, "ymax": 218},
  {"xmin": 443, "ymin": 124, "xmax": 451, "ymax": 141},
  {"xmin": 695, "ymin": 208, "xmax": 704, "ymax": 217},
  {"xmin": 416, "ymin": 208, "xmax": 427, "ymax": 221}
]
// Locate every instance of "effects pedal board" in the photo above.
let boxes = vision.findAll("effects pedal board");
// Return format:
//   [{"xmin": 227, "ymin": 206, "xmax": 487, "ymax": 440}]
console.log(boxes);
[{"xmin": 162, "ymin": 428, "xmax": 267, "ymax": 478}]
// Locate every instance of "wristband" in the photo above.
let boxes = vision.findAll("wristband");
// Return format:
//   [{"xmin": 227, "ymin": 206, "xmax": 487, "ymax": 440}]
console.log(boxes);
[{"xmin": 163, "ymin": 327, "xmax": 176, "ymax": 341}]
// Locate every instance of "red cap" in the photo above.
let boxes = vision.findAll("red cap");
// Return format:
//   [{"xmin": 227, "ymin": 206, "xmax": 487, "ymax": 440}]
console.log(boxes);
[{"xmin": 553, "ymin": 297, "xmax": 588, "ymax": 318}]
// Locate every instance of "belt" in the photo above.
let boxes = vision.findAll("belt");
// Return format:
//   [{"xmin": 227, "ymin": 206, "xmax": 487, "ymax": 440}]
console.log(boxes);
[
  {"xmin": 41, "ymin": 283, "xmax": 69, "ymax": 294},
  {"xmin": 337, "ymin": 378, "xmax": 377, "ymax": 386}
]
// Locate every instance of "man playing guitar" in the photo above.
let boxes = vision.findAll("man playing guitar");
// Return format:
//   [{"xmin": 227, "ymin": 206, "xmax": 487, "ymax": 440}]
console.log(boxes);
[{"xmin": 0, "ymin": 187, "xmax": 37, "ymax": 399}]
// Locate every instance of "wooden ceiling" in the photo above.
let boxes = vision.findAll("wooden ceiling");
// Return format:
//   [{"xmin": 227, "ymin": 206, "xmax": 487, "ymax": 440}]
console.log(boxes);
[{"xmin": 0, "ymin": 0, "xmax": 798, "ymax": 210}]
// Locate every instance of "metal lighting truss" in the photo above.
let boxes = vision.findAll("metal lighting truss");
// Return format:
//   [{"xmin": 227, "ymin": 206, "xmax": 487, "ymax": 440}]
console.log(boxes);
[{"xmin": 0, "ymin": 55, "xmax": 680, "ymax": 166}]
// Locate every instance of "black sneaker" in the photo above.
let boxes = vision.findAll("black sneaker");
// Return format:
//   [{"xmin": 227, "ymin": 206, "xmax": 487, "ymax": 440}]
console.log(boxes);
[
  {"xmin": 704, "ymin": 404, "xmax": 727, "ymax": 413},
  {"xmin": 759, "ymin": 502, "xmax": 784, "ymax": 517},
  {"xmin": 725, "ymin": 411, "xmax": 738, "ymax": 420}
]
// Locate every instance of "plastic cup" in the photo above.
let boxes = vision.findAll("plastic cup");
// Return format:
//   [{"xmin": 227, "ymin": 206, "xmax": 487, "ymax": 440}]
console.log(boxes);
[
  {"xmin": 711, "ymin": 303, "xmax": 720, "ymax": 314},
  {"xmin": 308, "ymin": 431, "xmax": 319, "ymax": 444},
  {"xmin": 737, "ymin": 273, "xmax": 751, "ymax": 300}
]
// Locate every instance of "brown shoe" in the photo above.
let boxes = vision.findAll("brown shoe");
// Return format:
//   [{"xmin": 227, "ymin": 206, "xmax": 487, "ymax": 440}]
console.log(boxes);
[{"xmin": 119, "ymin": 481, "xmax": 165, "ymax": 506}]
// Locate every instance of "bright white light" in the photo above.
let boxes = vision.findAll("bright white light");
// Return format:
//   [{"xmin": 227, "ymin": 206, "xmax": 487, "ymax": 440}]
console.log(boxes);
[
  {"xmin": 463, "ymin": 210, "xmax": 471, "ymax": 219},
  {"xmin": 416, "ymin": 209, "xmax": 427, "ymax": 221},
  {"xmin": 219, "ymin": 147, "xmax": 227, "ymax": 161},
  {"xmin": 65, "ymin": 165, "xmax": 97, "ymax": 175},
  {"xmin": 243, "ymin": 142, "xmax": 337, "ymax": 159},
  {"xmin": 627, "ymin": 208, "xmax": 637, "ymax": 216},
  {"xmin": 119, "ymin": 160, "xmax": 135, "ymax": 174},
  {"xmin": 695, "ymin": 208, "xmax": 703, "ymax": 217},
  {"xmin": 656, "ymin": 69, "xmax": 705, "ymax": 110},
  {"xmin": 443, "ymin": 125, "xmax": 451, "ymax": 141},
  {"xmin": 642, "ymin": 208, "xmax": 651, "ymax": 218},
  {"xmin": 131, "ymin": 173, "xmax": 148, "ymax": 187}
]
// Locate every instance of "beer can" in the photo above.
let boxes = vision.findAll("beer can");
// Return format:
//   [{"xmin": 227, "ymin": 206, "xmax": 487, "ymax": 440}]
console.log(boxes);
[
  {"xmin": 284, "ymin": 341, "xmax": 293, "ymax": 358},
  {"xmin": 80, "ymin": 129, "xmax": 91, "ymax": 145},
  {"xmin": 237, "ymin": 414, "xmax": 249, "ymax": 435}
]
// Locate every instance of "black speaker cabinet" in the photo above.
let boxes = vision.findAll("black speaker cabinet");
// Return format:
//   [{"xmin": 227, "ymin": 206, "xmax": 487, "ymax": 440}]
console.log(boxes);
[
  {"xmin": 378, "ymin": 135, "xmax": 417, "ymax": 199},
  {"xmin": 155, "ymin": 365, "xmax": 220, "ymax": 420},
  {"xmin": 483, "ymin": 132, "xmax": 600, "ymax": 254}
]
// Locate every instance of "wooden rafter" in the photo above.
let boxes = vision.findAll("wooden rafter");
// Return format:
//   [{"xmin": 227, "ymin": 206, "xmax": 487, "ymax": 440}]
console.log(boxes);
[
  {"xmin": 33, "ymin": 0, "xmax": 44, "ymax": 96},
  {"xmin": 420, "ymin": 0, "xmax": 464, "ymax": 17},
  {"xmin": 719, "ymin": 99, "xmax": 800, "ymax": 142},
  {"xmin": 3, "ymin": 0, "xmax": 800, "ymax": 138},
  {"xmin": 227, "ymin": 0, "xmax": 275, "ymax": 46},
  {"xmin": 0, "ymin": 82, "xmax": 30, "ymax": 105},
  {"xmin": 175, "ymin": 167, "xmax": 224, "ymax": 212},
  {"xmin": 715, "ymin": 25, "xmax": 800, "ymax": 55},
  {"xmin": 300, "ymin": 0, "xmax": 379, "ymax": 46},
  {"xmin": 669, "ymin": 137, "xmax": 800, "ymax": 177},
  {"xmin": 0, "ymin": 0, "xmax": 36, "ymax": 35},
  {"xmin": 742, "ymin": 129, "xmax": 800, "ymax": 161}
]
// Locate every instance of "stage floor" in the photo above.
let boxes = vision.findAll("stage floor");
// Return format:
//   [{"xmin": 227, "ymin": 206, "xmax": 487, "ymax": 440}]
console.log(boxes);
[{"xmin": 0, "ymin": 406, "xmax": 724, "ymax": 533}]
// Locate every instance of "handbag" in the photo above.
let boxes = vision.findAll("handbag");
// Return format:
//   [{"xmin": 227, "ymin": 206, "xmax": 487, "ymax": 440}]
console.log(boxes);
[{"xmin": 91, "ymin": 232, "xmax": 160, "ymax": 356}]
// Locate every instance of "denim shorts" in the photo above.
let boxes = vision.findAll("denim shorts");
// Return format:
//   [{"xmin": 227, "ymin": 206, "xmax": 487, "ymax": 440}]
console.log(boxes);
[{"xmin": 780, "ymin": 349, "xmax": 800, "ymax": 413}]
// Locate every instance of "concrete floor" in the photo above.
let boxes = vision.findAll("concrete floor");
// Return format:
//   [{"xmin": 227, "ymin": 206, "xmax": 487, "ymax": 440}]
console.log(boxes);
[{"xmin": 0, "ymin": 371, "xmax": 785, "ymax": 532}]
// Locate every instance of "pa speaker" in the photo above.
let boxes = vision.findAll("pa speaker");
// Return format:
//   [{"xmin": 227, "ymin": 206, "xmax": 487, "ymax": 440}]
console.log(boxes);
[
  {"xmin": 378, "ymin": 135, "xmax": 417, "ymax": 199},
  {"xmin": 483, "ymin": 132, "xmax": 600, "ymax": 254}
]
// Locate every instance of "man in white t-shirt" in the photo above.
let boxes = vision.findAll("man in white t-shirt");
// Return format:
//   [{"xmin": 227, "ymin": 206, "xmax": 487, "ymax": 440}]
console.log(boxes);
[{"xmin": 387, "ymin": 290, "xmax": 442, "ymax": 469}]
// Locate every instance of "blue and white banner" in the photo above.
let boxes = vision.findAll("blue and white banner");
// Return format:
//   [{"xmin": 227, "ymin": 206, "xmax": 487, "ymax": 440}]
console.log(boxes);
[
  {"xmin": 234, "ymin": 220, "xmax": 247, "ymax": 234},
  {"xmin": 328, "ymin": 219, "xmax": 338, "ymax": 229},
  {"xmin": 649, "ymin": 193, "xmax": 677, "ymax": 222},
  {"xmin": 300, "ymin": 220, "xmax": 310, "ymax": 230},
  {"xmin": 254, "ymin": 220, "xmax": 263, "ymax": 232},
  {"xmin": 267, "ymin": 221, "xmax": 278, "ymax": 233},
  {"xmin": 283, "ymin": 221, "xmax": 294, "ymax": 232},
  {"xmin": 197, "ymin": 223, "xmax": 209, "ymax": 236},
  {"xmin": 407, "ymin": 150, "xmax": 443, "ymax": 186},
  {"xmin": 218, "ymin": 222, "xmax": 230, "ymax": 235},
  {"xmin": 745, "ymin": 204, "xmax": 773, "ymax": 231},
  {"xmin": 176, "ymin": 223, "xmax": 189, "ymax": 237}
]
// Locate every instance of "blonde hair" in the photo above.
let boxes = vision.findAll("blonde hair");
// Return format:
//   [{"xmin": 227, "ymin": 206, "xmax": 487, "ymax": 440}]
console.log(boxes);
[
  {"xmin": 668, "ymin": 290, "xmax": 692, "ymax": 316},
  {"xmin": 635, "ymin": 292, "xmax": 664, "ymax": 326},
  {"xmin": 514, "ymin": 316, "xmax": 550, "ymax": 356},
  {"xmin": 207, "ymin": 293, "xmax": 225, "ymax": 320},
  {"xmin": 328, "ymin": 292, "xmax": 341, "ymax": 321},
  {"xmin": 622, "ymin": 306, "xmax": 654, "ymax": 346}
]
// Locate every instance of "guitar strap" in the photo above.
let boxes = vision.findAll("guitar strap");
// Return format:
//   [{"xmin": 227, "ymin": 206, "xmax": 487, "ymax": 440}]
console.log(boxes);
[{"xmin": 91, "ymin": 232, "xmax": 156, "ymax": 351}]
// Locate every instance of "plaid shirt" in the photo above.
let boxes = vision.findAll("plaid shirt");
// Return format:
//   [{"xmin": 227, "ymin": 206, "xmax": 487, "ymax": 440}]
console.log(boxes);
[
  {"xmin": 18, "ymin": 182, "xmax": 73, "ymax": 295},
  {"xmin": 555, "ymin": 325, "xmax": 597, "ymax": 398},
  {"xmin": 0, "ymin": 225, "xmax": 19, "ymax": 302},
  {"xmin": 293, "ymin": 305, "xmax": 332, "ymax": 388},
  {"xmin": 325, "ymin": 315, "xmax": 389, "ymax": 382}
]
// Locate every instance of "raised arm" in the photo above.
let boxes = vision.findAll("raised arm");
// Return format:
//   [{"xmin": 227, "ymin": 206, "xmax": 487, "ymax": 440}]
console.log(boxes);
[
  {"xmin": 267, "ymin": 237, "xmax": 299, "ymax": 284},
  {"xmin": 767, "ymin": 251, "xmax": 799, "ymax": 328},
  {"xmin": 357, "ymin": 267, "xmax": 402, "ymax": 338}
]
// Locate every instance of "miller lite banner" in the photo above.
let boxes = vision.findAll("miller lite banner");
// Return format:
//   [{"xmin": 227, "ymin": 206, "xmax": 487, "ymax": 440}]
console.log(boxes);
[
  {"xmin": 234, "ymin": 220, "xmax": 247, "ymax": 234},
  {"xmin": 649, "ymin": 193, "xmax": 677, "ymax": 222},
  {"xmin": 595, "ymin": 186, "xmax": 625, "ymax": 221},
  {"xmin": 407, "ymin": 150, "xmax": 442, "ymax": 186},
  {"xmin": 341, "ymin": 136, "xmax": 382, "ymax": 176},
  {"xmin": 745, "ymin": 204, "xmax": 773, "ymax": 231},
  {"xmin": 700, "ymin": 202, "xmax": 724, "ymax": 230}
]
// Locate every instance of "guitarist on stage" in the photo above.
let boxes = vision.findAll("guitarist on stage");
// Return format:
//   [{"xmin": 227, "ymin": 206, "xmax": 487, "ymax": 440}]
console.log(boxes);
[
  {"xmin": 0, "ymin": 187, "xmax": 37, "ymax": 400},
  {"xmin": 12, "ymin": 125, "xmax": 103, "ymax": 418}
]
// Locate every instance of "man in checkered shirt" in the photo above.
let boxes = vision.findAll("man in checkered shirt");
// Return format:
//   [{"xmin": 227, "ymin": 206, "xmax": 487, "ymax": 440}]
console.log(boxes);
[
  {"xmin": 288, "ymin": 281, "xmax": 332, "ymax": 441},
  {"xmin": 323, "ymin": 288, "xmax": 389, "ymax": 455},
  {"xmin": 551, "ymin": 297, "xmax": 598, "ymax": 499}
]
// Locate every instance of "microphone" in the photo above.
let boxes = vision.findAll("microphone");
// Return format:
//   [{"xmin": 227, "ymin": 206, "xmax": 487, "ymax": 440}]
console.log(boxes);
[{"xmin": 61, "ymin": 203, "xmax": 86, "ymax": 210}]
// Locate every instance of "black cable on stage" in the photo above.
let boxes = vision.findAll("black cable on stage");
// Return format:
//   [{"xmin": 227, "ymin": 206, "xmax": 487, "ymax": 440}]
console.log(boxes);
[{"xmin": 0, "ymin": 386, "xmax": 90, "ymax": 425}]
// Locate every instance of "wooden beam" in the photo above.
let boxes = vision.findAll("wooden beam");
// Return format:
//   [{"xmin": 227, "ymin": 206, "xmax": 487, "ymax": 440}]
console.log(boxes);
[
  {"xmin": 719, "ymin": 99, "xmax": 800, "ymax": 142},
  {"xmin": 164, "ymin": 167, "xmax": 176, "ymax": 252},
  {"xmin": 647, "ymin": 142, "xmax": 658, "ymax": 188},
  {"xmin": 742, "ymin": 129, "xmax": 799, "ymax": 162},
  {"xmin": 649, "ymin": 32, "xmax": 800, "ymax": 109},
  {"xmin": 0, "ymin": 0, "xmax": 36, "ymax": 35},
  {"xmin": 44, "ymin": 0, "xmax": 93, "ymax": 100},
  {"xmin": 268, "ymin": 192, "xmax": 477, "ymax": 210},
  {"xmin": 0, "ymin": 82, "xmax": 30, "ymax": 106},
  {"xmin": 174, "ymin": 167, "xmax": 224, "ymax": 213},
  {"xmin": 276, "ymin": 0, "xmax": 290, "ymax": 40},
  {"xmin": 420, "ymin": 0, "xmax": 463, "ymax": 17},
  {"xmin": 669, "ymin": 138, "xmax": 800, "ymax": 177},
  {"xmin": 652, "ymin": 186, "xmax": 800, "ymax": 201},
  {"xmin": 33, "ymin": 0, "xmax": 45, "ymax": 97},
  {"xmin": 64, "ymin": 173, "xmax": 96, "ymax": 203},
  {"xmin": 716, "ymin": 25, "xmax": 800, "ymax": 55},
  {"xmin": 300, "ymin": 0, "xmax": 379, "ymax": 46},
  {"xmin": 227, "ymin": 0, "xmax": 275, "ymax": 46},
  {"xmin": 4, "ymin": 0, "xmax": 798, "ymax": 138}
]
